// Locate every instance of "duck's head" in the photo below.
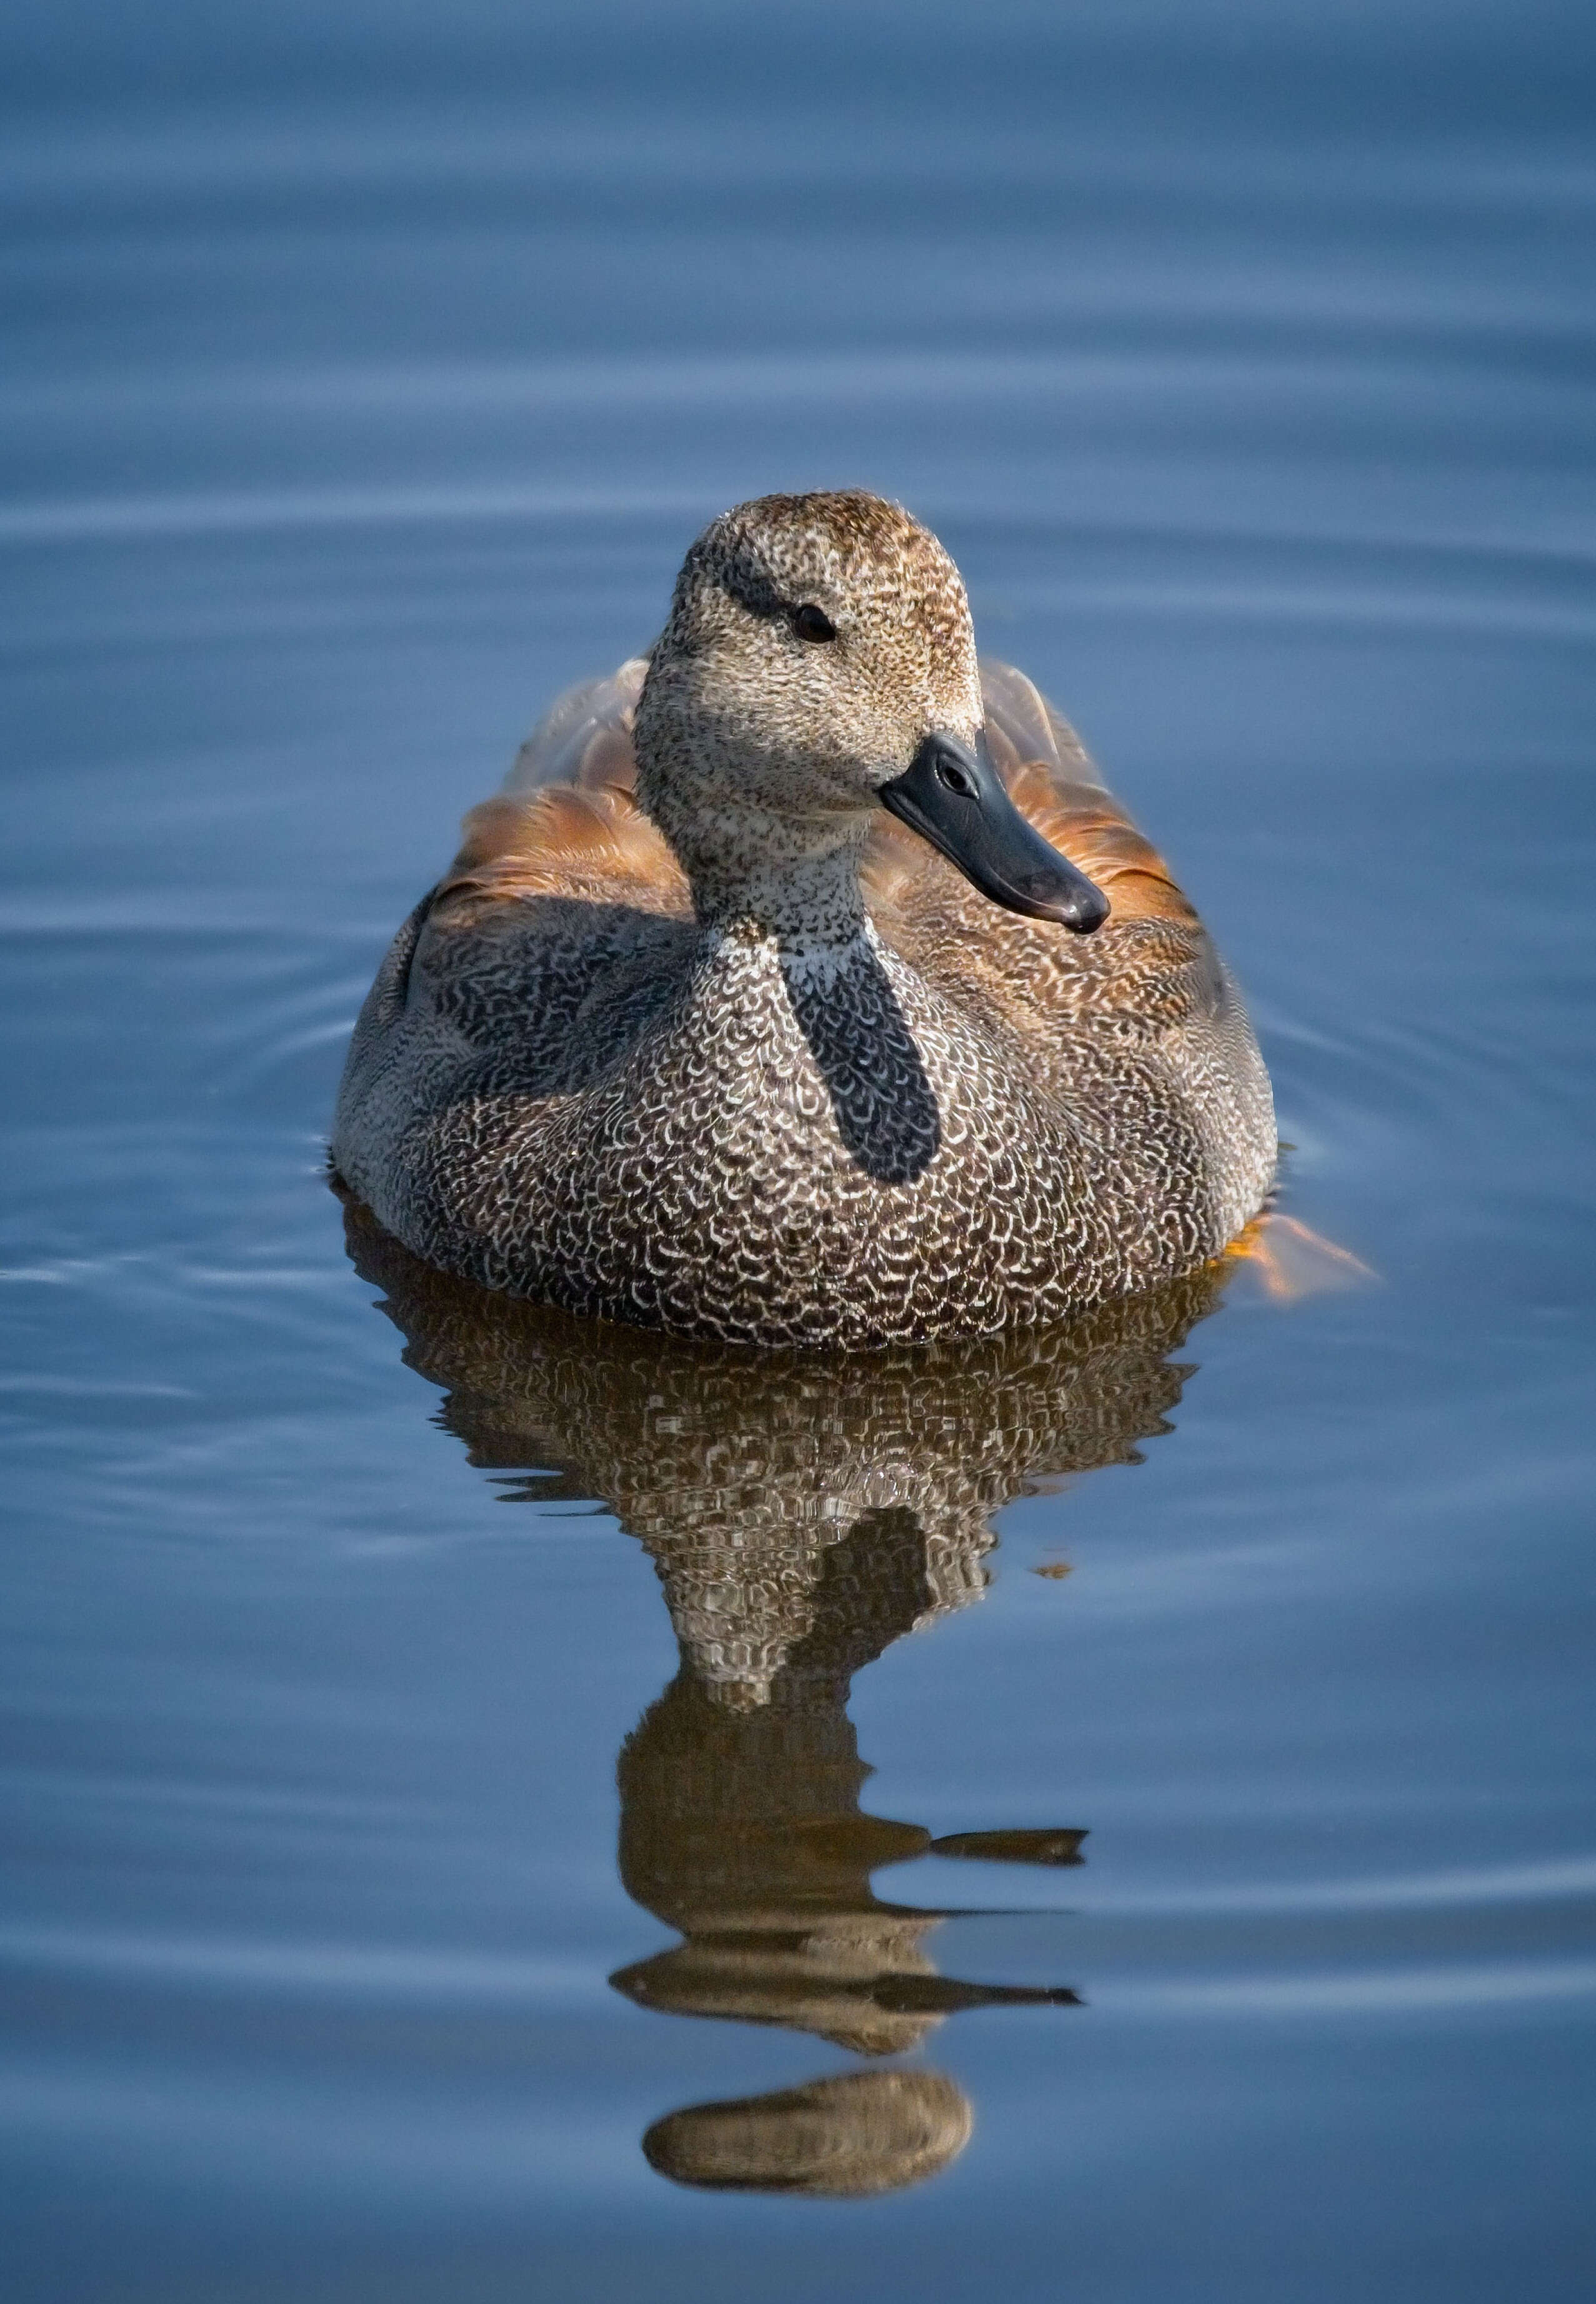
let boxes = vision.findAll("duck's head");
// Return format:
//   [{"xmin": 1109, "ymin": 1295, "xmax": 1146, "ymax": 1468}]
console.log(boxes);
[{"xmin": 634, "ymin": 490, "xmax": 1109, "ymax": 933}]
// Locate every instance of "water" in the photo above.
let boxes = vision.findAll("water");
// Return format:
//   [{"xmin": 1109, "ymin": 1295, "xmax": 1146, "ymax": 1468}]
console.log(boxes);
[{"xmin": 4, "ymin": 3, "xmax": 1595, "ymax": 2295}]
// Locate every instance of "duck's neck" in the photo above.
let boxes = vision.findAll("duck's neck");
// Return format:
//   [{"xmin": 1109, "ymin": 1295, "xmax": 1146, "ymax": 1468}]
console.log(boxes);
[{"xmin": 687, "ymin": 828, "xmax": 872, "ymax": 963}]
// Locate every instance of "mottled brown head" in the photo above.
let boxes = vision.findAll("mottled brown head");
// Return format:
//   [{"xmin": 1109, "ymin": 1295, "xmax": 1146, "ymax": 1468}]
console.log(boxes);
[
  {"xmin": 634, "ymin": 491, "xmax": 1107, "ymax": 935},
  {"xmin": 634, "ymin": 493, "xmax": 979, "ymax": 900}
]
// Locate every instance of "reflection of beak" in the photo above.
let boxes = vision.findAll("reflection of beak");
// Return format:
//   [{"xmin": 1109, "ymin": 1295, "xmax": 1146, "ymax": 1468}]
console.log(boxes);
[{"xmin": 878, "ymin": 729, "xmax": 1110, "ymax": 931}]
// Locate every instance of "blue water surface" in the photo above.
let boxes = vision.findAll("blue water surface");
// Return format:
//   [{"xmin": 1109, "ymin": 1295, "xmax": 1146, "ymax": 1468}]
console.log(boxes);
[{"xmin": 3, "ymin": 3, "xmax": 1595, "ymax": 2298}]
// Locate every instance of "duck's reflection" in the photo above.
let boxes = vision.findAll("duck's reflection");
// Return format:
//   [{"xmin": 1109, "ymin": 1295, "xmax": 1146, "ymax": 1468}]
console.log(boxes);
[{"xmin": 344, "ymin": 1195, "xmax": 1230, "ymax": 2199}]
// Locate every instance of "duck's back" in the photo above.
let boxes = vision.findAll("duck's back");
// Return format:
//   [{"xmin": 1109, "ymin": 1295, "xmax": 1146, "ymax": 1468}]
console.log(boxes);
[{"xmin": 332, "ymin": 660, "xmax": 1274, "ymax": 1344}]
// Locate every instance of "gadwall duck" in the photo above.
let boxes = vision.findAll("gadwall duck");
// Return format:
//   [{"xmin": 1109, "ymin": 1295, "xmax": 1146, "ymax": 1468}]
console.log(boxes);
[{"xmin": 333, "ymin": 490, "xmax": 1275, "ymax": 1344}]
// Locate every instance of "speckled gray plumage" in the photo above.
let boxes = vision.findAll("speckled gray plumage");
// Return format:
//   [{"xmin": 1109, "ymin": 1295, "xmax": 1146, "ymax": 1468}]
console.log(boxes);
[{"xmin": 333, "ymin": 491, "xmax": 1275, "ymax": 1345}]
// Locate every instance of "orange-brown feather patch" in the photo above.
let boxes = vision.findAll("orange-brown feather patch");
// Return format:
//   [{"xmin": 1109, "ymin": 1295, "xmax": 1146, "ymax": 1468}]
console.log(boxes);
[
  {"xmin": 432, "ymin": 785, "xmax": 688, "ymax": 923},
  {"xmin": 1004, "ymin": 761, "xmax": 1198, "ymax": 926}
]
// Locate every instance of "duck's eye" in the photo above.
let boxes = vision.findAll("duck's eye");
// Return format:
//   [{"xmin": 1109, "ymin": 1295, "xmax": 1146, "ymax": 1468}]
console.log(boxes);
[
  {"xmin": 934, "ymin": 757, "xmax": 979, "ymax": 798},
  {"xmin": 792, "ymin": 603, "xmax": 837, "ymax": 644}
]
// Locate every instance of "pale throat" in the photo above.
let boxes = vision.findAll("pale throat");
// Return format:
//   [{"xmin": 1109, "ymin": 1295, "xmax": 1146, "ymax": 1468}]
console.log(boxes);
[{"xmin": 681, "ymin": 821, "xmax": 875, "ymax": 955}]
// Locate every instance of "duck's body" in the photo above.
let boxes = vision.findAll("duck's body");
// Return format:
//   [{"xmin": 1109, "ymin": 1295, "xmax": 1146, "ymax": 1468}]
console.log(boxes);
[{"xmin": 334, "ymin": 494, "xmax": 1274, "ymax": 1345}]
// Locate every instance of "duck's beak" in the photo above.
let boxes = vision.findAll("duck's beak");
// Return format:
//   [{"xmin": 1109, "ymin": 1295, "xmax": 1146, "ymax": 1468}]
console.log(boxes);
[{"xmin": 877, "ymin": 731, "xmax": 1110, "ymax": 931}]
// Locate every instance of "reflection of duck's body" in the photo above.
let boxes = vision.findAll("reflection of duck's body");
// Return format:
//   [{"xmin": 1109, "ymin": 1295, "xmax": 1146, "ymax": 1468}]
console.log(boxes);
[
  {"xmin": 334, "ymin": 491, "xmax": 1274, "ymax": 1346},
  {"xmin": 349, "ymin": 1198, "xmax": 1228, "ymax": 1707},
  {"xmin": 347, "ymin": 1207, "xmax": 1233, "ymax": 2195}
]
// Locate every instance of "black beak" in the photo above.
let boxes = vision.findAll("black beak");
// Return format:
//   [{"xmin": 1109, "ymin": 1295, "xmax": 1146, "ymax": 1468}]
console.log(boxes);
[{"xmin": 877, "ymin": 730, "xmax": 1110, "ymax": 931}]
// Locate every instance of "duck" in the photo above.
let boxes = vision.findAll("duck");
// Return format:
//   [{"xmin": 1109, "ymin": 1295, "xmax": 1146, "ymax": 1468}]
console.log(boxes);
[{"xmin": 332, "ymin": 489, "xmax": 1275, "ymax": 1346}]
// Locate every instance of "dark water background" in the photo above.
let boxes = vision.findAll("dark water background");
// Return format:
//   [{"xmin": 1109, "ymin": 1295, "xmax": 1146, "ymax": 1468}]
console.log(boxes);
[{"xmin": 4, "ymin": 3, "xmax": 1595, "ymax": 2296}]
